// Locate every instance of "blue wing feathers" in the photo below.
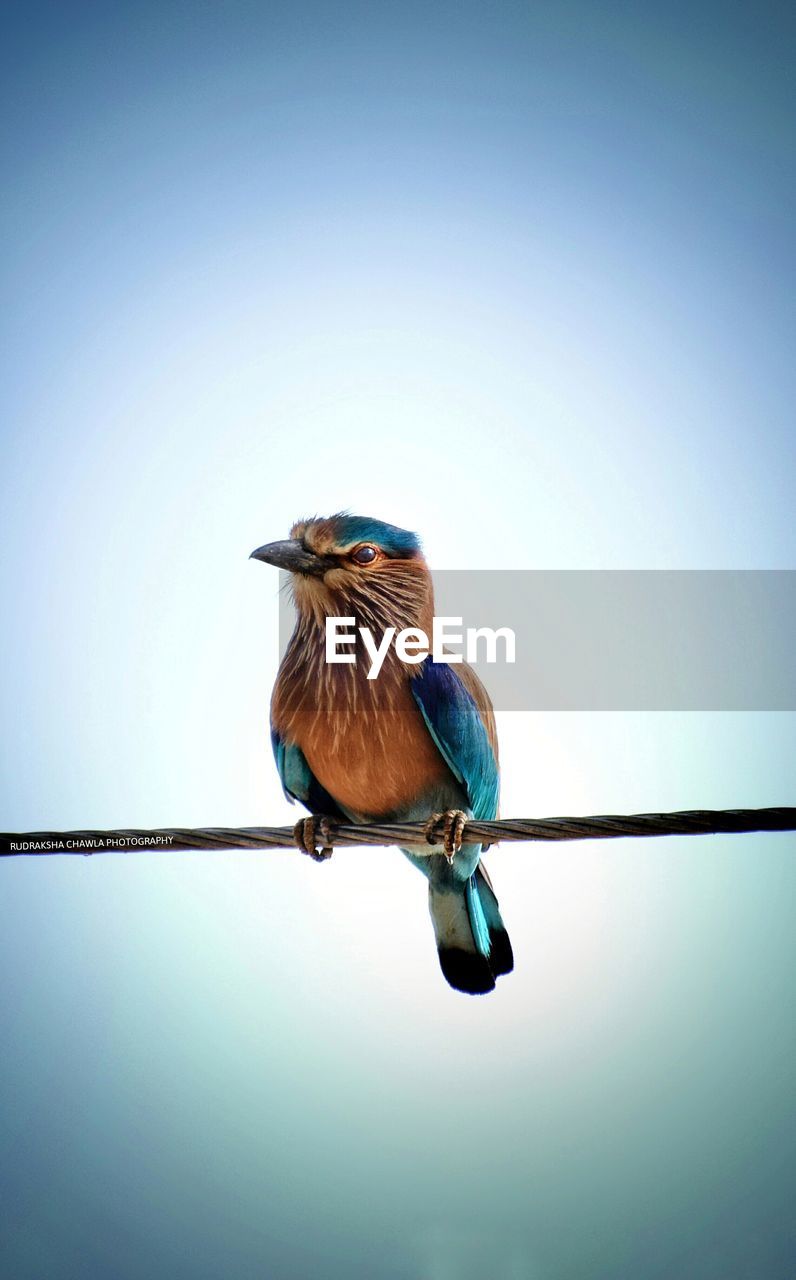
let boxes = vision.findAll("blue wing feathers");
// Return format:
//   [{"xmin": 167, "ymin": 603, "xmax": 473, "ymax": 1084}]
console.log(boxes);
[
  {"xmin": 410, "ymin": 659, "xmax": 499, "ymax": 822},
  {"xmin": 270, "ymin": 728, "xmax": 346, "ymax": 819}
]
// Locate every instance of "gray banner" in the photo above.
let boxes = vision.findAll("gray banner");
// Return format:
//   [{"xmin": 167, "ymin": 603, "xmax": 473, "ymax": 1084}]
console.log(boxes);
[{"xmin": 279, "ymin": 570, "xmax": 795, "ymax": 710}]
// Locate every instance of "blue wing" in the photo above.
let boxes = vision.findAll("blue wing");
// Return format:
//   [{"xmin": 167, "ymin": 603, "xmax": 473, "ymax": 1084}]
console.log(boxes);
[
  {"xmin": 271, "ymin": 728, "xmax": 347, "ymax": 819},
  {"xmin": 410, "ymin": 659, "xmax": 499, "ymax": 821}
]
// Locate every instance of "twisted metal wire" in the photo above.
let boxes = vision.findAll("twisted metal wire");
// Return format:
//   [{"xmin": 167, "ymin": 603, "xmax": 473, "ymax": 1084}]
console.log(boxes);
[{"xmin": 2, "ymin": 807, "xmax": 794, "ymax": 857}]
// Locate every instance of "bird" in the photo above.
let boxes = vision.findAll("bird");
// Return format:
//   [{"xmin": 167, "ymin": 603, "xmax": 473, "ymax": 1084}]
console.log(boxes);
[{"xmin": 250, "ymin": 513, "xmax": 513, "ymax": 995}]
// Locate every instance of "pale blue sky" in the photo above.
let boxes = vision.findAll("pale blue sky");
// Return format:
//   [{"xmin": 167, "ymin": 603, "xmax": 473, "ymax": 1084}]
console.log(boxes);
[{"xmin": 1, "ymin": 3, "xmax": 794, "ymax": 1277}]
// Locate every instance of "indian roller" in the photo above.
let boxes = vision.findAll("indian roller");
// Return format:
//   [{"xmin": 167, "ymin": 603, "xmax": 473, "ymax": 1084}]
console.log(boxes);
[{"xmin": 250, "ymin": 514, "xmax": 513, "ymax": 995}]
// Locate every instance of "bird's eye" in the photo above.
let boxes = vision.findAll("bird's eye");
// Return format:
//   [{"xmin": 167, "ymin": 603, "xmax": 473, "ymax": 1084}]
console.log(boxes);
[{"xmin": 351, "ymin": 544, "xmax": 378, "ymax": 565}]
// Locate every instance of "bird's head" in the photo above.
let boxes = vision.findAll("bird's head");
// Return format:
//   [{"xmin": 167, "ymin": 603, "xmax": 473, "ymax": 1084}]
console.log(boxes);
[{"xmin": 250, "ymin": 513, "xmax": 433, "ymax": 630}]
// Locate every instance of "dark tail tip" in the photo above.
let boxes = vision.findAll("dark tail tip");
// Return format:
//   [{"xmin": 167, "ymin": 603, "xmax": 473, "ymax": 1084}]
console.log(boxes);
[
  {"xmin": 489, "ymin": 928, "xmax": 514, "ymax": 978},
  {"xmin": 438, "ymin": 948, "xmax": 496, "ymax": 995}
]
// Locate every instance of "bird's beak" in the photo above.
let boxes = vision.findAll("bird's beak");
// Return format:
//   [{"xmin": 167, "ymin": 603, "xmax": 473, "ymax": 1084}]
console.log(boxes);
[{"xmin": 249, "ymin": 539, "xmax": 330, "ymax": 576}]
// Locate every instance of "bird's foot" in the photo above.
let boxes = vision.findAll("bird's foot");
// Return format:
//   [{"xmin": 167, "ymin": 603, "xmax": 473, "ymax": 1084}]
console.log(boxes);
[
  {"xmin": 424, "ymin": 810, "xmax": 469, "ymax": 865},
  {"xmin": 293, "ymin": 816, "xmax": 337, "ymax": 862}
]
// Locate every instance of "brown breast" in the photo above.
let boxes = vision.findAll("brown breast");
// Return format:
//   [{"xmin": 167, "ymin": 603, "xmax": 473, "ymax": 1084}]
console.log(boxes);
[{"xmin": 272, "ymin": 644, "xmax": 452, "ymax": 820}]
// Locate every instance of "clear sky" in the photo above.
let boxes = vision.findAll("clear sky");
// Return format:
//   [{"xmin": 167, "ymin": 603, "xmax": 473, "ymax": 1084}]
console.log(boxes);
[{"xmin": 1, "ymin": 3, "xmax": 794, "ymax": 1278}]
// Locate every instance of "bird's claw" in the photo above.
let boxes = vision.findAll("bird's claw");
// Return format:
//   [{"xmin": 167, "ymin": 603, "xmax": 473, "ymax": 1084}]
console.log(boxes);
[
  {"xmin": 293, "ymin": 816, "xmax": 337, "ymax": 861},
  {"xmin": 424, "ymin": 809, "xmax": 469, "ymax": 864}
]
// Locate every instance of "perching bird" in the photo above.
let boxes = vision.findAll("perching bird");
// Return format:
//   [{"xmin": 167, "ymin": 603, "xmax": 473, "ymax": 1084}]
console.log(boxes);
[{"xmin": 250, "ymin": 514, "xmax": 513, "ymax": 994}]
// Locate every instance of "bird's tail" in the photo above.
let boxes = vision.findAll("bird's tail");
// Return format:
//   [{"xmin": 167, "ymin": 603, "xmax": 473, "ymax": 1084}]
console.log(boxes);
[{"xmin": 428, "ymin": 862, "xmax": 513, "ymax": 995}]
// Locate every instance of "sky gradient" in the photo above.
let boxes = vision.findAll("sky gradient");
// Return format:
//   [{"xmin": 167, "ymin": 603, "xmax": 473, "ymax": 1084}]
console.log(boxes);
[{"xmin": 1, "ymin": 3, "xmax": 794, "ymax": 1278}]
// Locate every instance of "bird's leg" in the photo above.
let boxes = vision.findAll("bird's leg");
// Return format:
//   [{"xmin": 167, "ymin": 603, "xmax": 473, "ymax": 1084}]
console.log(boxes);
[
  {"xmin": 424, "ymin": 810, "xmax": 469, "ymax": 865},
  {"xmin": 293, "ymin": 816, "xmax": 337, "ymax": 862}
]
